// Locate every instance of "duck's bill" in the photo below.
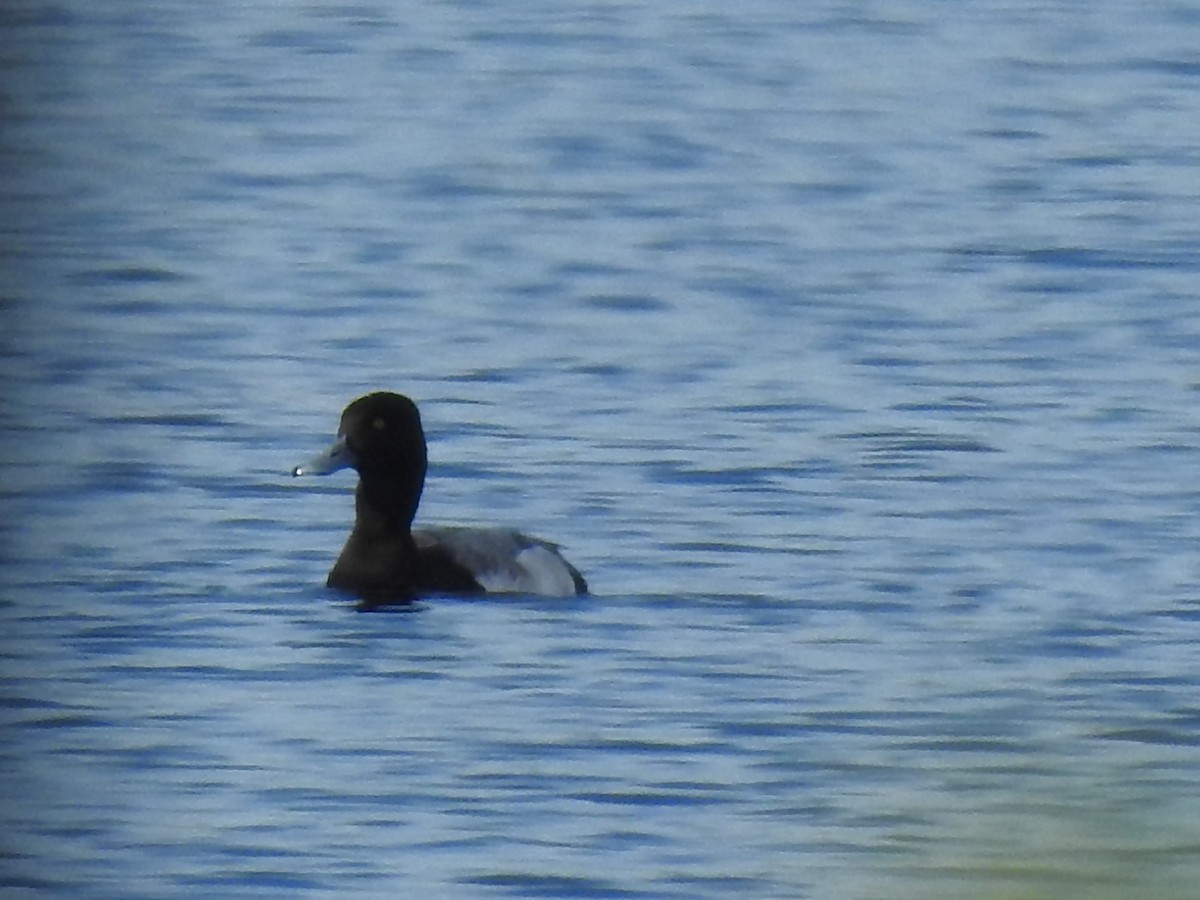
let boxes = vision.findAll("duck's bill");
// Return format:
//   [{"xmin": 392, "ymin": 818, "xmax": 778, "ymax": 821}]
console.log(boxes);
[{"xmin": 292, "ymin": 435, "xmax": 355, "ymax": 476}]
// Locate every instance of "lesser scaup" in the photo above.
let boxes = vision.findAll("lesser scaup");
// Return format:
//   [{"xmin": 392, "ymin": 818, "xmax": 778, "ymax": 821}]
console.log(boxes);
[{"xmin": 293, "ymin": 391, "xmax": 587, "ymax": 607}]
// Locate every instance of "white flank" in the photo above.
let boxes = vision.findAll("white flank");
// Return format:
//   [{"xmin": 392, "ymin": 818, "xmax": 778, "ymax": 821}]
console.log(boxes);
[{"xmin": 475, "ymin": 545, "xmax": 579, "ymax": 597}]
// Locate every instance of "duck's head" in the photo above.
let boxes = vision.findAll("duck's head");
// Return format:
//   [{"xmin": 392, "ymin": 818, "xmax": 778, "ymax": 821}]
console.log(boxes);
[{"xmin": 293, "ymin": 392, "xmax": 426, "ymax": 477}]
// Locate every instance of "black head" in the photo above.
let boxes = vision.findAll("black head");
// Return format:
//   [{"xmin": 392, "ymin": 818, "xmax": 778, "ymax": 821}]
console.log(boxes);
[
  {"xmin": 338, "ymin": 392, "xmax": 426, "ymax": 475},
  {"xmin": 335, "ymin": 392, "xmax": 428, "ymax": 528}
]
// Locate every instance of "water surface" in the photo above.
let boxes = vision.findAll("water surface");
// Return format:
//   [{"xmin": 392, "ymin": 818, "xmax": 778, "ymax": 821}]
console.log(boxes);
[{"xmin": 3, "ymin": 1, "xmax": 1200, "ymax": 897}]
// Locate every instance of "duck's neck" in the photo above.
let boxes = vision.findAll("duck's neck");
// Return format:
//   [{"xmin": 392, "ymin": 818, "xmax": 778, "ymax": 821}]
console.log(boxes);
[
  {"xmin": 354, "ymin": 472, "xmax": 423, "ymax": 537},
  {"xmin": 328, "ymin": 477, "xmax": 421, "ymax": 598}
]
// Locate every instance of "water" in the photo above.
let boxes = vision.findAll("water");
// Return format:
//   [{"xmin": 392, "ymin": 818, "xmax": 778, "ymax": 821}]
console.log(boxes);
[{"xmin": 4, "ymin": 1, "xmax": 1200, "ymax": 897}]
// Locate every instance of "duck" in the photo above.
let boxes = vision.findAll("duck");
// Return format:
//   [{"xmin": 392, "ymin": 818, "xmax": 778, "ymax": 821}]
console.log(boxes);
[{"xmin": 293, "ymin": 391, "xmax": 587, "ymax": 607}]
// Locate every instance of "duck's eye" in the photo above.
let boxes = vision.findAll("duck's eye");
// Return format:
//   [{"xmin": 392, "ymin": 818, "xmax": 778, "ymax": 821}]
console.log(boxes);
[{"xmin": 372, "ymin": 417, "xmax": 386, "ymax": 431}]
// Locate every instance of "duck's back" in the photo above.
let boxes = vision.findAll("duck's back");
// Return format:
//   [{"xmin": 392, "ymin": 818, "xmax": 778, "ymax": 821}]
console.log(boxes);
[{"xmin": 414, "ymin": 526, "xmax": 587, "ymax": 597}]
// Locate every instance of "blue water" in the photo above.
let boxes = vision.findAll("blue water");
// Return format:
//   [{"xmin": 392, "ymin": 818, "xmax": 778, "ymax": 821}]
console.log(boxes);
[{"xmin": 4, "ymin": 1, "xmax": 1200, "ymax": 897}]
